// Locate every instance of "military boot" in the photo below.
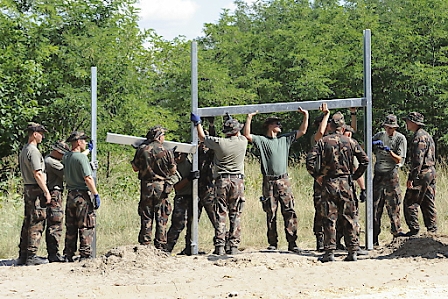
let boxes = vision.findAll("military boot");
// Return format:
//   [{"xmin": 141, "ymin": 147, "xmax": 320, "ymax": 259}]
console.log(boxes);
[
  {"xmin": 344, "ymin": 251, "xmax": 357, "ymax": 262},
  {"xmin": 48, "ymin": 253, "xmax": 65, "ymax": 263},
  {"xmin": 213, "ymin": 246, "xmax": 225, "ymax": 255},
  {"xmin": 25, "ymin": 254, "xmax": 49, "ymax": 266},
  {"xmin": 319, "ymin": 251, "xmax": 335, "ymax": 263},
  {"xmin": 316, "ymin": 234, "xmax": 324, "ymax": 252},
  {"xmin": 15, "ymin": 253, "xmax": 27, "ymax": 266},
  {"xmin": 229, "ymin": 247, "xmax": 239, "ymax": 255},
  {"xmin": 288, "ymin": 242, "xmax": 301, "ymax": 253}
]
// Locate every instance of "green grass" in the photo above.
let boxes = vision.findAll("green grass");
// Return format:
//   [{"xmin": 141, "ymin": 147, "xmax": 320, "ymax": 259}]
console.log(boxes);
[{"xmin": 1, "ymin": 152, "xmax": 447, "ymax": 258}]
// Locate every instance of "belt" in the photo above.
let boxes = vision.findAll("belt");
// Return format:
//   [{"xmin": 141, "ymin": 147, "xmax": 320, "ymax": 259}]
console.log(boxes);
[
  {"xmin": 68, "ymin": 189, "xmax": 89, "ymax": 194},
  {"xmin": 265, "ymin": 173, "xmax": 288, "ymax": 180},
  {"xmin": 217, "ymin": 173, "xmax": 244, "ymax": 180},
  {"xmin": 24, "ymin": 184, "xmax": 39, "ymax": 187}
]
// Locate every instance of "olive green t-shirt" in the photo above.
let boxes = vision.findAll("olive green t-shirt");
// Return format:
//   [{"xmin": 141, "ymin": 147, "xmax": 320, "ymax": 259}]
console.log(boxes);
[
  {"xmin": 62, "ymin": 152, "xmax": 92, "ymax": 191},
  {"xmin": 19, "ymin": 143, "xmax": 45, "ymax": 185},
  {"xmin": 373, "ymin": 130, "xmax": 407, "ymax": 173},
  {"xmin": 204, "ymin": 135, "xmax": 247, "ymax": 179},
  {"xmin": 252, "ymin": 132, "xmax": 297, "ymax": 176},
  {"xmin": 45, "ymin": 155, "xmax": 64, "ymax": 190},
  {"xmin": 174, "ymin": 155, "xmax": 192, "ymax": 196}
]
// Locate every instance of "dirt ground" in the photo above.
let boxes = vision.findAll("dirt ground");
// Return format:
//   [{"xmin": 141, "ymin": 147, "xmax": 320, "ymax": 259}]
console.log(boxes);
[{"xmin": 2, "ymin": 234, "xmax": 448, "ymax": 299}]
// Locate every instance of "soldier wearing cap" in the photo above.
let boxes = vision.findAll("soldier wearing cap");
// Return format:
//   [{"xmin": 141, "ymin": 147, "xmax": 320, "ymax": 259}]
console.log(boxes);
[
  {"xmin": 44, "ymin": 141, "xmax": 70, "ymax": 262},
  {"xmin": 244, "ymin": 107, "xmax": 309, "ymax": 253},
  {"xmin": 190, "ymin": 113, "xmax": 247, "ymax": 255},
  {"xmin": 17, "ymin": 123, "xmax": 51, "ymax": 266},
  {"xmin": 131, "ymin": 125, "xmax": 177, "ymax": 250},
  {"xmin": 306, "ymin": 112, "xmax": 369, "ymax": 262},
  {"xmin": 62, "ymin": 131, "xmax": 100, "ymax": 261},
  {"xmin": 310, "ymin": 103, "xmax": 331, "ymax": 251},
  {"xmin": 371, "ymin": 114, "xmax": 407, "ymax": 246},
  {"xmin": 402, "ymin": 112, "xmax": 437, "ymax": 236}
]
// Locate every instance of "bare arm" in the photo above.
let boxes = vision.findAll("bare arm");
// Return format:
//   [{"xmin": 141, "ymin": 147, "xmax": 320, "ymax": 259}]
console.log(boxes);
[
  {"xmin": 196, "ymin": 123, "xmax": 205, "ymax": 142},
  {"xmin": 243, "ymin": 111, "xmax": 258, "ymax": 143},
  {"xmin": 295, "ymin": 107, "xmax": 309, "ymax": 139},
  {"xmin": 349, "ymin": 107, "xmax": 357, "ymax": 132},
  {"xmin": 314, "ymin": 103, "xmax": 330, "ymax": 141},
  {"xmin": 388, "ymin": 150, "xmax": 402, "ymax": 165},
  {"xmin": 84, "ymin": 175, "xmax": 99, "ymax": 195},
  {"xmin": 34, "ymin": 170, "xmax": 51, "ymax": 203}
]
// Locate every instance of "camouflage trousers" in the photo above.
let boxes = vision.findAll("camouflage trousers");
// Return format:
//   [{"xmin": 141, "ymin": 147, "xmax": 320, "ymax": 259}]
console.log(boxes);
[
  {"xmin": 262, "ymin": 176, "xmax": 298, "ymax": 246},
  {"xmin": 214, "ymin": 177, "xmax": 245, "ymax": 248},
  {"xmin": 404, "ymin": 167, "xmax": 437, "ymax": 233},
  {"xmin": 199, "ymin": 184, "xmax": 218, "ymax": 229},
  {"xmin": 166, "ymin": 195, "xmax": 193, "ymax": 252},
  {"xmin": 138, "ymin": 180, "xmax": 172, "ymax": 250},
  {"xmin": 46, "ymin": 189, "xmax": 64, "ymax": 256},
  {"xmin": 373, "ymin": 169, "xmax": 403, "ymax": 243},
  {"xmin": 64, "ymin": 190, "xmax": 96, "ymax": 259},
  {"xmin": 19, "ymin": 185, "xmax": 47, "ymax": 256},
  {"xmin": 312, "ymin": 180, "xmax": 324, "ymax": 237},
  {"xmin": 319, "ymin": 177, "xmax": 359, "ymax": 252}
]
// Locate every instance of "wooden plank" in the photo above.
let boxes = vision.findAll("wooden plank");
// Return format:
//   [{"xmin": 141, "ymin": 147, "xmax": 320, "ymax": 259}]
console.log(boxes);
[{"xmin": 106, "ymin": 133, "xmax": 197, "ymax": 154}]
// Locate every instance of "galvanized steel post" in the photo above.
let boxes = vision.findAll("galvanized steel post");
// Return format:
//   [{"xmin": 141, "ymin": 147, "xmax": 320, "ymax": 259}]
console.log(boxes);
[
  {"xmin": 191, "ymin": 42, "xmax": 199, "ymax": 255},
  {"xmin": 91, "ymin": 66, "xmax": 98, "ymax": 258}
]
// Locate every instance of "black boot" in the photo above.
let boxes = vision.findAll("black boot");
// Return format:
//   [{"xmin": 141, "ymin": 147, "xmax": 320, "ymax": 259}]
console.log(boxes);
[
  {"xmin": 229, "ymin": 247, "xmax": 239, "ymax": 255},
  {"xmin": 15, "ymin": 253, "xmax": 27, "ymax": 266},
  {"xmin": 48, "ymin": 253, "xmax": 65, "ymax": 263},
  {"xmin": 344, "ymin": 251, "xmax": 357, "ymax": 262},
  {"xmin": 319, "ymin": 251, "xmax": 335, "ymax": 263},
  {"xmin": 288, "ymin": 242, "xmax": 301, "ymax": 253},
  {"xmin": 316, "ymin": 234, "xmax": 324, "ymax": 252},
  {"xmin": 213, "ymin": 246, "xmax": 225, "ymax": 255},
  {"xmin": 25, "ymin": 254, "xmax": 49, "ymax": 266}
]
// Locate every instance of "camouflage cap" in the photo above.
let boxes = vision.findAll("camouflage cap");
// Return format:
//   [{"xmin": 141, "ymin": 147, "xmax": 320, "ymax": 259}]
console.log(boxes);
[
  {"xmin": 344, "ymin": 124, "xmax": 356, "ymax": 134},
  {"xmin": 52, "ymin": 140, "xmax": 70, "ymax": 154},
  {"xmin": 66, "ymin": 131, "xmax": 89, "ymax": 142},
  {"xmin": 263, "ymin": 117, "xmax": 282, "ymax": 128},
  {"xmin": 383, "ymin": 114, "xmax": 399, "ymax": 128},
  {"xmin": 222, "ymin": 119, "xmax": 244, "ymax": 135},
  {"xmin": 330, "ymin": 112, "xmax": 345, "ymax": 128},
  {"xmin": 402, "ymin": 112, "xmax": 425, "ymax": 126},
  {"xmin": 146, "ymin": 125, "xmax": 167, "ymax": 140},
  {"xmin": 25, "ymin": 122, "xmax": 48, "ymax": 133}
]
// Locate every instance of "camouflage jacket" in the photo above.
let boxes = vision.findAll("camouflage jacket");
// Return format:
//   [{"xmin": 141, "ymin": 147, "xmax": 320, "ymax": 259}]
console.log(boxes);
[
  {"xmin": 408, "ymin": 128, "xmax": 436, "ymax": 182},
  {"xmin": 306, "ymin": 131, "xmax": 369, "ymax": 181},
  {"xmin": 198, "ymin": 146, "xmax": 214, "ymax": 190},
  {"xmin": 132, "ymin": 140, "xmax": 176, "ymax": 181}
]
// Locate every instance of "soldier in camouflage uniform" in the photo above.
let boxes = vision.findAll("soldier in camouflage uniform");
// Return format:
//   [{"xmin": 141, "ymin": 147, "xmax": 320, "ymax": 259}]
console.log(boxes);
[
  {"xmin": 402, "ymin": 112, "xmax": 437, "ymax": 236},
  {"xmin": 244, "ymin": 107, "xmax": 309, "ymax": 253},
  {"xmin": 191, "ymin": 113, "xmax": 247, "ymax": 255},
  {"xmin": 310, "ymin": 104, "xmax": 331, "ymax": 251},
  {"xmin": 166, "ymin": 152, "xmax": 199, "ymax": 255},
  {"xmin": 17, "ymin": 123, "xmax": 52, "ymax": 266},
  {"xmin": 44, "ymin": 141, "xmax": 70, "ymax": 262},
  {"xmin": 306, "ymin": 113, "xmax": 369, "ymax": 262},
  {"xmin": 63, "ymin": 131, "xmax": 101, "ymax": 262},
  {"xmin": 371, "ymin": 115, "xmax": 407, "ymax": 246},
  {"xmin": 131, "ymin": 126, "xmax": 177, "ymax": 250}
]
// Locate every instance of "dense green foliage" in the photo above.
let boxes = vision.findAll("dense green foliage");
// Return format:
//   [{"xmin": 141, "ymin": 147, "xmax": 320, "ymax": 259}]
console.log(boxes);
[{"xmin": 2, "ymin": 0, "xmax": 448, "ymax": 179}]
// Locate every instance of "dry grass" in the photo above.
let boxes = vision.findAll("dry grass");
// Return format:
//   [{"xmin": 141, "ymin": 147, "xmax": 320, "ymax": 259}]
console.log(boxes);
[{"xmin": 1, "ymin": 152, "xmax": 447, "ymax": 258}]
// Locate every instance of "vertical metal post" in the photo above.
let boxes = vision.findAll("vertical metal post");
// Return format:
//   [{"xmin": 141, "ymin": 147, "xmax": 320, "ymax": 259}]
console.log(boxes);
[
  {"xmin": 191, "ymin": 42, "xmax": 199, "ymax": 255},
  {"xmin": 91, "ymin": 66, "xmax": 98, "ymax": 258},
  {"xmin": 363, "ymin": 30, "xmax": 373, "ymax": 250}
]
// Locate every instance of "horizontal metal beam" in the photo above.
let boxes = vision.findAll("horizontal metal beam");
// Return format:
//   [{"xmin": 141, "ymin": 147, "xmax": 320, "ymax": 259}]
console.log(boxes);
[
  {"xmin": 106, "ymin": 133, "xmax": 197, "ymax": 154},
  {"xmin": 197, "ymin": 98, "xmax": 366, "ymax": 117}
]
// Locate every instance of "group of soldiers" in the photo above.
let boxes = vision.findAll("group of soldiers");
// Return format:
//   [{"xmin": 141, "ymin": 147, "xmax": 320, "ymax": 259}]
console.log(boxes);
[
  {"xmin": 130, "ymin": 105, "xmax": 436, "ymax": 262},
  {"xmin": 17, "ymin": 124, "xmax": 100, "ymax": 266},
  {"xmin": 16, "ymin": 105, "xmax": 436, "ymax": 265}
]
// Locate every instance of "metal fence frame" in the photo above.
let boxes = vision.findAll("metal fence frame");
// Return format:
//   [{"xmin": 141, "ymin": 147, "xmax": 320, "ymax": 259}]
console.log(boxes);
[{"xmin": 189, "ymin": 30, "xmax": 373, "ymax": 254}]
